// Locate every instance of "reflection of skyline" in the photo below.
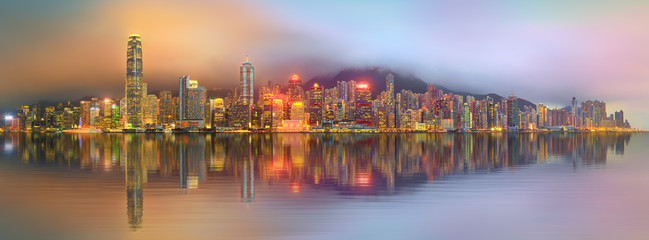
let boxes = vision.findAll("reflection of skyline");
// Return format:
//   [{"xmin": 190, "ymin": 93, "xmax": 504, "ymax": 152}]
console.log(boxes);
[
  {"xmin": 3, "ymin": 133, "xmax": 632, "ymax": 190},
  {"xmin": 0, "ymin": 132, "xmax": 634, "ymax": 230}
]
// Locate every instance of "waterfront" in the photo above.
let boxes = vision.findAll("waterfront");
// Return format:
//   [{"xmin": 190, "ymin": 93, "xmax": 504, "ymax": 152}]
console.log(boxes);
[{"xmin": 0, "ymin": 132, "xmax": 647, "ymax": 240}]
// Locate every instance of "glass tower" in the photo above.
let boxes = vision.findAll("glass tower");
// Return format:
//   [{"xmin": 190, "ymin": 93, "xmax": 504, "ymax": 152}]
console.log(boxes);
[
  {"xmin": 240, "ymin": 56, "xmax": 254, "ymax": 105},
  {"xmin": 125, "ymin": 34, "xmax": 143, "ymax": 128}
]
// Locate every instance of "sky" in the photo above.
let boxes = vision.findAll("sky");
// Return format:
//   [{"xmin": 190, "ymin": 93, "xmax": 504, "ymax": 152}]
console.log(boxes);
[{"xmin": 1, "ymin": 0, "xmax": 648, "ymax": 129}]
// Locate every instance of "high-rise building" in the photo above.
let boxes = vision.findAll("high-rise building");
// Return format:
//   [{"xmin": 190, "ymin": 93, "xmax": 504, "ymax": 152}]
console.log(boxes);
[
  {"xmin": 125, "ymin": 34, "xmax": 144, "ymax": 128},
  {"xmin": 506, "ymin": 96, "xmax": 519, "ymax": 129},
  {"xmin": 212, "ymin": 98, "xmax": 226, "ymax": 128},
  {"xmin": 158, "ymin": 90, "xmax": 174, "ymax": 126},
  {"xmin": 179, "ymin": 75, "xmax": 205, "ymax": 128},
  {"xmin": 287, "ymin": 74, "xmax": 303, "ymax": 104},
  {"xmin": 240, "ymin": 56, "xmax": 254, "ymax": 105},
  {"xmin": 142, "ymin": 94, "xmax": 158, "ymax": 126},
  {"xmin": 80, "ymin": 101, "xmax": 91, "ymax": 127},
  {"xmin": 463, "ymin": 103, "xmax": 472, "ymax": 129},
  {"xmin": 537, "ymin": 103, "xmax": 547, "ymax": 128},
  {"xmin": 308, "ymin": 83, "xmax": 323, "ymax": 126},
  {"xmin": 571, "ymin": 97, "xmax": 577, "ymax": 127},
  {"xmin": 290, "ymin": 102, "xmax": 305, "ymax": 125},
  {"xmin": 386, "ymin": 73, "xmax": 394, "ymax": 100},
  {"xmin": 355, "ymin": 84, "xmax": 372, "ymax": 126}
]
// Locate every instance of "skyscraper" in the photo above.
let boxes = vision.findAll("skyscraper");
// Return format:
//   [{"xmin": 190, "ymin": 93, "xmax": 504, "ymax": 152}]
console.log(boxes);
[
  {"xmin": 125, "ymin": 34, "xmax": 144, "ymax": 128},
  {"xmin": 179, "ymin": 75, "xmax": 206, "ymax": 128},
  {"xmin": 355, "ymin": 84, "xmax": 372, "ymax": 126},
  {"xmin": 240, "ymin": 56, "xmax": 254, "ymax": 105},
  {"xmin": 571, "ymin": 97, "xmax": 577, "ymax": 127},
  {"xmin": 506, "ymin": 96, "xmax": 519, "ymax": 129},
  {"xmin": 142, "ymin": 94, "xmax": 158, "ymax": 126},
  {"xmin": 158, "ymin": 90, "xmax": 174, "ymax": 126},
  {"xmin": 287, "ymin": 74, "xmax": 303, "ymax": 104},
  {"xmin": 308, "ymin": 83, "xmax": 323, "ymax": 126},
  {"xmin": 386, "ymin": 73, "xmax": 394, "ymax": 101}
]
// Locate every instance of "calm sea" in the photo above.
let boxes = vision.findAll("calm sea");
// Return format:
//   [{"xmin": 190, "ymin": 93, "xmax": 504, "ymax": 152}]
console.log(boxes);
[{"xmin": 0, "ymin": 133, "xmax": 647, "ymax": 240}]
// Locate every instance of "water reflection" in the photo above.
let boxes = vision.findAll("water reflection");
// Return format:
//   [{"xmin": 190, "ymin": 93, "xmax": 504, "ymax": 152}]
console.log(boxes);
[
  {"xmin": 0, "ymin": 132, "xmax": 633, "ymax": 230},
  {"xmin": 125, "ymin": 134, "xmax": 145, "ymax": 231}
]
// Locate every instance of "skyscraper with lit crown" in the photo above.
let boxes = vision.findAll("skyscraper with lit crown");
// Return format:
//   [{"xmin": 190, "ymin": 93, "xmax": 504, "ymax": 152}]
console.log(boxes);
[
  {"xmin": 240, "ymin": 56, "xmax": 254, "ymax": 105},
  {"xmin": 125, "ymin": 34, "xmax": 143, "ymax": 128}
]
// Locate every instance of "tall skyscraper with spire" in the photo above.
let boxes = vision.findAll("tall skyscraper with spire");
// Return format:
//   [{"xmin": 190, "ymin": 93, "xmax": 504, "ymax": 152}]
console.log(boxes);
[
  {"xmin": 125, "ymin": 34, "xmax": 143, "ymax": 128},
  {"xmin": 240, "ymin": 56, "xmax": 254, "ymax": 105}
]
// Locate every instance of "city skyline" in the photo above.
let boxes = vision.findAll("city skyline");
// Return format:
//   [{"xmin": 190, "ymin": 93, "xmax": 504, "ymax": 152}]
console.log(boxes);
[
  {"xmin": 0, "ymin": 34, "xmax": 637, "ymax": 133},
  {"xmin": 1, "ymin": 0, "xmax": 648, "ymax": 128}
]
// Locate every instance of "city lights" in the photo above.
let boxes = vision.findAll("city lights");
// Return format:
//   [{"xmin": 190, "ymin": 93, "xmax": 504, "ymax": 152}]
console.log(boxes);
[{"xmin": 0, "ymin": 34, "xmax": 635, "ymax": 133}]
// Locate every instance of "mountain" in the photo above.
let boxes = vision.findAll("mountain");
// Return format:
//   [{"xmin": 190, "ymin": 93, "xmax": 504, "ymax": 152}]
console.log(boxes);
[{"xmin": 303, "ymin": 67, "xmax": 536, "ymax": 109}]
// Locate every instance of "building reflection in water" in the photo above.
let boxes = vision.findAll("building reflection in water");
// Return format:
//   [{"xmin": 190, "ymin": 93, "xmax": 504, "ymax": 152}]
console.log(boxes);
[
  {"xmin": 0, "ymin": 132, "xmax": 635, "ymax": 230},
  {"xmin": 125, "ymin": 134, "xmax": 145, "ymax": 231},
  {"xmin": 178, "ymin": 134, "xmax": 206, "ymax": 190}
]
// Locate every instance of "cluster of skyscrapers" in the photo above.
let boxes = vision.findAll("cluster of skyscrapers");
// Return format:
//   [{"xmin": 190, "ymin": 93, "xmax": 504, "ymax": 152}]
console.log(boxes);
[{"xmin": 0, "ymin": 35, "xmax": 634, "ymax": 132}]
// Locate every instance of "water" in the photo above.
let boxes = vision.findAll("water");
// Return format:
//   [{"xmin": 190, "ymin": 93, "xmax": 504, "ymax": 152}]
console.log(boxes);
[{"xmin": 0, "ymin": 133, "xmax": 646, "ymax": 240}]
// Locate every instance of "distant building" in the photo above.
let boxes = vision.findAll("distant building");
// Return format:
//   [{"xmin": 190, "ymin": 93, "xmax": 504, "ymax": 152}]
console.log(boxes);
[
  {"xmin": 179, "ymin": 75, "xmax": 205, "ymax": 128},
  {"xmin": 240, "ymin": 56, "xmax": 254, "ymax": 105},
  {"xmin": 80, "ymin": 101, "xmax": 91, "ymax": 128},
  {"xmin": 506, "ymin": 96, "xmax": 519, "ymax": 129},
  {"xmin": 308, "ymin": 83, "xmax": 323, "ymax": 126},
  {"xmin": 355, "ymin": 84, "xmax": 372, "ymax": 126},
  {"xmin": 142, "ymin": 94, "xmax": 158, "ymax": 126},
  {"xmin": 158, "ymin": 90, "xmax": 174, "ymax": 126}
]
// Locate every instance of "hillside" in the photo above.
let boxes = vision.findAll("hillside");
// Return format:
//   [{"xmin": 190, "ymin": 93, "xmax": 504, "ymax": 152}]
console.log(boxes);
[{"xmin": 303, "ymin": 67, "xmax": 536, "ymax": 109}]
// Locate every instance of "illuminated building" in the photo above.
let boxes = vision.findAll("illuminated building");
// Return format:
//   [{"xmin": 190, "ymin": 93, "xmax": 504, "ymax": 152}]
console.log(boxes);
[
  {"xmin": 142, "ymin": 94, "xmax": 158, "ymax": 126},
  {"xmin": 287, "ymin": 74, "xmax": 303, "ymax": 104},
  {"xmin": 376, "ymin": 105, "xmax": 388, "ymax": 128},
  {"xmin": 386, "ymin": 74, "xmax": 396, "ymax": 128},
  {"xmin": 336, "ymin": 99, "xmax": 345, "ymax": 121},
  {"xmin": 506, "ymin": 95, "xmax": 519, "ymax": 129},
  {"xmin": 89, "ymin": 106, "xmax": 100, "ymax": 127},
  {"xmin": 272, "ymin": 99, "xmax": 284, "ymax": 129},
  {"xmin": 231, "ymin": 102, "xmax": 250, "ymax": 128},
  {"xmin": 308, "ymin": 83, "xmax": 323, "ymax": 126},
  {"xmin": 615, "ymin": 110, "xmax": 624, "ymax": 128},
  {"xmin": 251, "ymin": 107, "xmax": 263, "ymax": 128},
  {"xmin": 240, "ymin": 56, "xmax": 254, "ymax": 105},
  {"xmin": 463, "ymin": 103, "xmax": 472, "ymax": 129},
  {"xmin": 262, "ymin": 94, "xmax": 274, "ymax": 128},
  {"xmin": 290, "ymin": 102, "xmax": 305, "ymax": 125},
  {"xmin": 158, "ymin": 90, "xmax": 174, "ymax": 126},
  {"xmin": 80, "ymin": 101, "xmax": 91, "ymax": 127},
  {"xmin": 347, "ymin": 80, "xmax": 356, "ymax": 120},
  {"xmin": 214, "ymin": 98, "xmax": 226, "ymax": 127},
  {"xmin": 581, "ymin": 100, "xmax": 606, "ymax": 127},
  {"xmin": 355, "ymin": 84, "xmax": 372, "ymax": 126},
  {"xmin": 179, "ymin": 75, "xmax": 206, "ymax": 128},
  {"xmin": 125, "ymin": 34, "xmax": 144, "ymax": 128},
  {"xmin": 571, "ymin": 97, "xmax": 577, "ymax": 127},
  {"xmin": 537, "ymin": 103, "xmax": 547, "ymax": 128}
]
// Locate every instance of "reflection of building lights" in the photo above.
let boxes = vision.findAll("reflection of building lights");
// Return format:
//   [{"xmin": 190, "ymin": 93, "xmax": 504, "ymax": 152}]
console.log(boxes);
[
  {"xmin": 290, "ymin": 183, "xmax": 301, "ymax": 193},
  {"xmin": 356, "ymin": 173, "xmax": 371, "ymax": 186},
  {"xmin": 272, "ymin": 159, "xmax": 285, "ymax": 172}
]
